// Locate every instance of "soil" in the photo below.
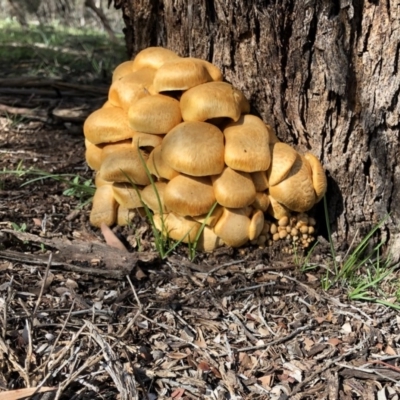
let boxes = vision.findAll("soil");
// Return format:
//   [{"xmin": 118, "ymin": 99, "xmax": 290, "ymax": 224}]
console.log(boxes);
[{"xmin": 1, "ymin": 78, "xmax": 400, "ymax": 400}]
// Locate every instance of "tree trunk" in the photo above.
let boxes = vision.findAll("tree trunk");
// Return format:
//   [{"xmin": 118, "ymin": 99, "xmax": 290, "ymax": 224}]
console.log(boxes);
[{"xmin": 114, "ymin": 0, "xmax": 400, "ymax": 258}]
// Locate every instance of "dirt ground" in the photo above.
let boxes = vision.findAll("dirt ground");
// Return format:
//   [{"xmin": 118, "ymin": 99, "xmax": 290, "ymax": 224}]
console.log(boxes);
[{"xmin": 1, "ymin": 35, "xmax": 400, "ymax": 400}]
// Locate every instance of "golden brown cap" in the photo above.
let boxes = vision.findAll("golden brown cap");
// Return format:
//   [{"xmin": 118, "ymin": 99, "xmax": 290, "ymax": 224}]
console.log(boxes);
[
  {"xmin": 269, "ymin": 156, "xmax": 316, "ymax": 212},
  {"xmin": 112, "ymin": 60, "xmax": 135, "ymax": 82},
  {"xmin": 224, "ymin": 115, "xmax": 272, "ymax": 172},
  {"xmin": 196, "ymin": 226, "xmax": 224, "ymax": 252},
  {"xmin": 141, "ymin": 181, "xmax": 168, "ymax": 213},
  {"xmin": 251, "ymin": 192, "xmax": 271, "ymax": 212},
  {"xmin": 192, "ymin": 205, "xmax": 223, "ymax": 227},
  {"xmin": 267, "ymin": 142, "xmax": 298, "ymax": 186},
  {"xmin": 100, "ymin": 146, "xmax": 151, "ymax": 185},
  {"xmin": 304, "ymin": 153, "xmax": 327, "ymax": 202},
  {"xmin": 147, "ymin": 145, "xmax": 179, "ymax": 180},
  {"xmin": 85, "ymin": 139, "xmax": 103, "ymax": 171},
  {"xmin": 213, "ymin": 207, "xmax": 251, "ymax": 247},
  {"xmin": 131, "ymin": 47, "xmax": 180, "ymax": 71},
  {"xmin": 211, "ymin": 167, "xmax": 256, "ymax": 208},
  {"xmin": 251, "ymin": 171, "xmax": 269, "ymax": 191},
  {"xmin": 153, "ymin": 58, "xmax": 213, "ymax": 92},
  {"xmin": 128, "ymin": 94, "xmax": 182, "ymax": 134},
  {"xmin": 267, "ymin": 195, "xmax": 291, "ymax": 220},
  {"xmin": 180, "ymin": 82, "xmax": 249, "ymax": 122},
  {"xmin": 131, "ymin": 132, "xmax": 163, "ymax": 149},
  {"xmin": 83, "ymin": 108, "xmax": 133, "ymax": 145},
  {"xmin": 153, "ymin": 212, "xmax": 201, "ymax": 243},
  {"xmin": 108, "ymin": 68, "xmax": 155, "ymax": 111},
  {"xmin": 186, "ymin": 58, "xmax": 223, "ymax": 82},
  {"xmin": 112, "ymin": 182, "xmax": 143, "ymax": 209},
  {"xmin": 117, "ymin": 206, "xmax": 138, "ymax": 226},
  {"xmin": 164, "ymin": 174, "xmax": 216, "ymax": 217},
  {"xmin": 161, "ymin": 121, "xmax": 225, "ymax": 176},
  {"xmin": 249, "ymin": 210, "xmax": 265, "ymax": 240}
]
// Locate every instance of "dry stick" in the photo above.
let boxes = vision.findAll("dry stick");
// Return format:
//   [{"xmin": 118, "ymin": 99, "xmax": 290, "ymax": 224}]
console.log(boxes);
[
  {"xmin": 24, "ymin": 319, "xmax": 33, "ymax": 388},
  {"xmin": 236, "ymin": 323, "xmax": 313, "ymax": 352},
  {"xmin": 290, "ymin": 336, "xmax": 371, "ymax": 396},
  {"xmin": 118, "ymin": 275, "xmax": 143, "ymax": 338},
  {"xmin": 205, "ymin": 259, "xmax": 247, "ymax": 278},
  {"xmin": 336, "ymin": 362, "xmax": 400, "ymax": 384},
  {"xmin": 33, "ymin": 253, "xmax": 53, "ymax": 317},
  {"xmin": 2, "ymin": 276, "xmax": 14, "ymax": 339},
  {"xmin": 228, "ymin": 312, "xmax": 258, "ymax": 344},
  {"xmin": 0, "ymin": 336, "xmax": 30, "ymax": 385},
  {"xmin": 37, "ymin": 299, "xmax": 77, "ymax": 376}
]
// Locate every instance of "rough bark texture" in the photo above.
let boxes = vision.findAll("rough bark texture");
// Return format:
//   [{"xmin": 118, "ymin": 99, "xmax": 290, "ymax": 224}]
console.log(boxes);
[{"xmin": 114, "ymin": 0, "xmax": 400, "ymax": 256}]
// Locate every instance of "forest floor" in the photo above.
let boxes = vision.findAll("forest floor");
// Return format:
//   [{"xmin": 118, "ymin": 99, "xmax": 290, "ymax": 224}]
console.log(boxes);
[{"xmin": 1, "ymin": 21, "xmax": 400, "ymax": 400}]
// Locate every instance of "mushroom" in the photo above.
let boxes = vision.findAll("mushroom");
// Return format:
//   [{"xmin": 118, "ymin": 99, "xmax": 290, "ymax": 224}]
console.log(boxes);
[
  {"xmin": 112, "ymin": 60, "xmax": 135, "ymax": 82},
  {"xmin": 180, "ymin": 82, "xmax": 250, "ymax": 122},
  {"xmin": 269, "ymin": 156, "xmax": 316, "ymax": 212},
  {"xmin": 112, "ymin": 182, "xmax": 143, "ymax": 209},
  {"xmin": 131, "ymin": 132, "xmax": 163, "ymax": 149},
  {"xmin": 192, "ymin": 205, "xmax": 223, "ymax": 227},
  {"xmin": 90, "ymin": 185, "xmax": 117, "ymax": 227},
  {"xmin": 186, "ymin": 58, "xmax": 223, "ymax": 81},
  {"xmin": 248, "ymin": 209, "xmax": 265, "ymax": 241},
  {"xmin": 161, "ymin": 121, "xmax": 225, "ymax": 176},
  {"xmin": 147, "ymin": 145, "xmax": 179, "ymax": 180},
  {"xmin": 213, "ymin": 207, "xmax": 251, "ymax": 247},
  {"xmin": 117, "ymin": 206, "xmax": 137, "ymax": 226},
  {"xmin": 211, "ymin": 167, "xmax": 256, "ymax": 208},
  {"xmin": 267, "ymin": 195, "xmax": 291, "ymax": 220},
  {"xmin": 267, "ymin": 142, "xmax": 299, "ymax": 186},
  {"xmin": 100, "ymin": 146, "xmax": 151, "ymax": 185},
  {"xmin": 251, "ymin": 192, "xmax": 270, "ymax": 212},
  {"xmin": 85, "ymin": 139, "xmax": 103, "ymax": 171},
  {"xmin": 83, "ymin": 108, "xmax": 134, "ymax": 145},
  {"xmin": 196, "ymin": 226, "xmax": 224, "ymax": 251},
  {"xmin": 223, "ymin": 115, "xmax": 272, "ymax": 172},
  {"xmin": 153, "ymin": 58, "xmax": 214, "ymax": 93},
  {"xmin": 101, "ymin": 140, "xmax": 132, "ymax": 163},
  {"xmin": 251, "ymin": 171, "xmax": 269, "ymax": 191},
  {"xmin": 141, "ymin": 181, "xmax": 168, "ymax": 213},
  {"xmin": 163, "ymin": 174, "xmax": 216, "ymax": 217},
  {"xmin": 153, "ymin": 212, "xmax": 201, "ymax": 243},
  {"xmin": 131, "ymin": 47, "xmax": 181, "ymax": 71},
  {"xmin": 108, "ymin": 68, "xmax": 155, "ymax": 111},
  {"xmin": 304, "ymin": 153, "xmax": 327, "ymax": 202},
  {"xmin": 128, "ymin": 94, "xmax": 182, "ymax": 134}
]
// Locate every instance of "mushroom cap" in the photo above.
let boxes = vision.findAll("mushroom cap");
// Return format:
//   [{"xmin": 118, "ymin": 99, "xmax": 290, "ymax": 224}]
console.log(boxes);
[
  {"xmin": 267, "ymin": 142, "xmax": 299, "ymax": 186},
  {"xmin": 85, "ymin": 139, "xmax": 103, "ymax": 171},
  {"xmin": 196, "ymin": 226, "xmax": 224, "ymax": 251},
  {"xmin": 112, "ymin": 60, "xmax": 135, "ymax": 82},
  {"xmin": 213, "ymin": 207, "xmax": 251, "ymax": 247},
  {"xmin": 147, "ymin": 145, "xmax": 179, "ymax": 180},
  {"xmin": 83, "ymin": 107, "xmax": 133, "ymax": 145},
  {"xmin": 267, "ymin": 195, "xmax": 291, "ymax": 220},
  {"xmin": 185, "ymin": 58, "xmax": 223, "ymax": 81},
  {"xmin": 108, "ymin": 68, "xmax": 155, "ymax": 111},
  {"xmin": 223, "ymin": 115, "xmax": 272, "ymax": 172},
  {"xmin": 304, "ymin": 153, "xmax": 327, "ymax": 202},
  {"xmin": 94, "ymin": 172, "xmax": 109, "ymax": 188},
  {"xmin": 112, "ymin": 182, "xmax": 143, "ymax": 209},
  {"xmin": 131, "ymin": 47, "xmax": 181, "ymax": 71},
  {"xmin": 90, "ymin": 185, "xmax": 117, "ymax": 227},
  {"xmin": 153, "ymin": 58, "xmax": 213, "ymax": 92},
  {"xmin": 249, "ymin": 209, "xmax": 265, "ymax": 241},
  {"xmin": 180, "ymin": 82, "xmax": 250, "ymax": 122},
  {"xmin": 153, "ymin": 212, "xmax": 201, "ymax": 243},
  {"xmin": 101, "ymin": 140, "xmax": 132, "ymax": 163},
  {"xmin": 269, "ymin": 156, "xmax": 316, "ymax": 212},
  {"xmin": 161, "ymin": 121, "xmax": 225, "ymax": 176},
  {"xmin": 192, "ymin": 205, "xmax": 223, "ymax": 227},
  {"xmin": 211, "ymin": 167, "xmax": 256, "ymax": 208},
  {"xmin": 141, "ymin": 181, "xmax": 168, "ymax": 213},
  {"xmin": 251, "ymin": 192, "xmax": 271, "ymax": 212},
  {"xmin": 251, "ymin": 171, "xmax": 269, "ymax": 191},
  {"xmin": 117, "ymin": 206, "xmax": 138, "ymax": 226},
  {"xmin": 128, "ymin": 94, "xmax": 182, "ymax": 134},
  {"xmin": 164, "ymin": 174, "xmax": 216, "ymax": 217},
  {"xmin": 131, "ymin": 131, "xmax": 163, "ymax": 148},
  {"xmin": 100, "ymin": 146, "xmax": 151, "ymax": 185}
]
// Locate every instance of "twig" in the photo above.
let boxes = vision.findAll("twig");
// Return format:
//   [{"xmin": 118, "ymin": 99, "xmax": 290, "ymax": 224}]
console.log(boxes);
[
  {"xmin": 118, "ymin": 275, "xmax": 143, "ymax": 338},
  {"xmin": 236, "ymin": 323, "xmax": 313, "ymax": 352},
  {"xmin": 225, "ymin": 281, "xmax": 276, "ymax": 295},
  {"xmin": 33, "ymin": 253, "xmax": 52, "ymax": 317},
  {"xmin": 337, "ymin": 362, "xmax": 400, "ymax": 384},
  {"xmin": 205, "ymin": 259, "xmax": 247, "ymax": 277}
]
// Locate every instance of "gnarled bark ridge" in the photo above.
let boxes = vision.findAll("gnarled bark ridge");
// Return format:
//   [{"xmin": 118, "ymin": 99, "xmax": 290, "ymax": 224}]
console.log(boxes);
[{"xmin": 114, "ymin": 0, "xmax": 400, "ymax": 257}]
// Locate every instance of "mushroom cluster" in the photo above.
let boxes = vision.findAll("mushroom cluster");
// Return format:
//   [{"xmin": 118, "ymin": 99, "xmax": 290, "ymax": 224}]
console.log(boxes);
[{"xmin": 83, "ymin": 47, "xmax": 327, "ymax": 251}]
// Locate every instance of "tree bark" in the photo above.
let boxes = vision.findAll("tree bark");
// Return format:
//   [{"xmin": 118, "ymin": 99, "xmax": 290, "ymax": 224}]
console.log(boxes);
[{"xmin": 114, "ymin": 0, "xmax": 400, "ymax": 257}]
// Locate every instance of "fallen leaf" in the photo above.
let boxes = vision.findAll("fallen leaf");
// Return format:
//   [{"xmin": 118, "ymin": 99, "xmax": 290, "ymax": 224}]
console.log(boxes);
[
  {"xmin": 303, "ymin": 337, "xmax": 314, "ymax": 351},
  {"xmin": 171, "ymin": 388, "xmax": 185, "ymax": 398},
  {"xmin": 258, "ymin": 374, "xmax": 272, "ymax": 388},
  {"xmin": 385, "ymin": 345, "xmax": 397, "ymax": 355},
  {"xmin": 328, "ymin": 338, "xmax": 342, "ymax": 346},
  {"xmin": 341, "ymin": 322, "xmax": 352, "ymax": 333},
  {"xmin": 100, "ymin": 223, "xmax": 128, "ymax": 252},
  {"xmin": 198, "ymin": 360, "xmax": 211, "ymax": 372},
  {"xmin": 306, "ymin": 273, "xmax": 318, "ymax": 282},
  {"xmin": 32, "ymin": 218, "xmax": 42, "ymax": 226}
]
